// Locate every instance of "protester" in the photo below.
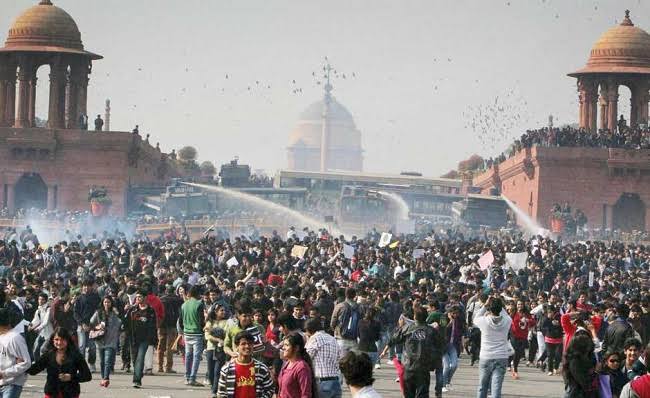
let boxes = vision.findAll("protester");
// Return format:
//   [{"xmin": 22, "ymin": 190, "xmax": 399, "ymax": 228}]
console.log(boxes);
[
  {"xmin": 600, "ymin": 350, "xmax": 627, "ymax": 397},
  {"xmin": 563, "ymin": 333, "xmax": 599, "ymax": 398},
  {"xmin": 277, "ymin": 333, "xmax": 317, "ymax": 398},
  {"xmin": 29, "ymin": 292, "xmax": 53, "ymax": 362},
  {"xmin": 28, "ymin": 327, "xmax": 91, "ymax": 398},
  {"xmin": 158, "ymin": 284, "xmax": 182, "ymax": 373},
  {"xmin": 474, "ymin": 297, "xmax": 512, "ymax": 398},
  {"xmin": 216, "ymin": 331, "xmax": 274, "ymax": 398},
  {"xmin": 89, "ymin": 296, "xmax": 121, "ymax": 387},
  {"xmin": 0, "ymin": 308, "xmax": 31, "ymax": 398},
  {"xmin": 73, "ymin": 280, "xmax": 99, "ymax": 373},
  {"xmin": 204, "ymin": 304, "xmax": 227, "ymax": 395},
  {"xmin": 305, "ymin": 318, "xmax": 342, "ymax": 398},
  {"xmin": 179, "ymin": 285, "xmax": 205, "ymax": 386},
  {"xmin": 330, "ymin": 288, "xmax": 361, "ymax": 355},
  {"xmin": 124, "ymin": 290, "xmax": 157, "ymax": 388}
]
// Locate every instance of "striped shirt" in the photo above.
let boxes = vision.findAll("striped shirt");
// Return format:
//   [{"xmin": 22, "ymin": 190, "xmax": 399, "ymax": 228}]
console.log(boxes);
[{"xmin": 216, "ymin": 359, "xmax": 273, "ymax": 398}]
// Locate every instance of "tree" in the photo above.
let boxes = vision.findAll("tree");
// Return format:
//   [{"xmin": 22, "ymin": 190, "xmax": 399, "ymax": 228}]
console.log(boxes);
[
  {"xmin": 458, "ymin": 154, "xmax": 484, "ymax": 172},
  {"xmin": 200, "ymin": 161, "xmax": 216, "ymax": 176},
  {"xmin": 441, "ymin": 170, "xmax": 459, "ymax": 179},
  {"xmin": 178, "ymin": 146, "xmax": 198, "ymax": 162}
]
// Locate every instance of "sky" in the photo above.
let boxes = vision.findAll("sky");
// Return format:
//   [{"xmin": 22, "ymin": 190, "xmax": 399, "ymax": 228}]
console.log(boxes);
[{"xmin": 3, "ymin": 0, "xmax": 650, "ymax": 177}]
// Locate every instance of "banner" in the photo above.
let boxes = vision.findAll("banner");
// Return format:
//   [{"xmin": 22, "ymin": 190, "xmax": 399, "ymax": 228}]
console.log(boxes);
[
  {"xmin": 588, "ymin": 271, "xmax": 594, "ymax": 287},
  {"xmin": 412, "ymin": 249, "xmax": 425, "ymax": 259},
  {"xmin": 379, "ymin": 233, "xmax": 392, "ymax": 248},
  {"xmin": 226, "ymin": 256, "xmax": 239, "ymax": 267},
  {"xmin": 291, "ymin": 245, "xmax": 308, "ymax": 258},
  {"xmin": 343, "ymin": 244, "xmax": 355, "ymax": 259},
  {"xmin": 505, "ymin": 252, "xmax": 528, "ymax": 271},
  {"xmin": 478, "ymin": 250, "xmax": 494, "ymax": 270}
]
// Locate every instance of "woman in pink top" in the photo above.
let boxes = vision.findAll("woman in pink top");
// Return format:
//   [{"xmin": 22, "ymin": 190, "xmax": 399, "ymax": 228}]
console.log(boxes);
[{"xmin": 277, "ymin": 333, "xmax": 316, "ymax": 398}]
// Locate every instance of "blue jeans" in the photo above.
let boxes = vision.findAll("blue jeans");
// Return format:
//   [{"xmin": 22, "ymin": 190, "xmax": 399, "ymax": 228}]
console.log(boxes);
[
  {"xmin": 362, "ymin": 351, "xmax": 379, "ymax": 366},
  {"xmin": 99, "ymin": 347, "xmax": 116, "ymax": 380},
  {"xmin": 317, "ymin": 378, "xmax": 342, "ymax": 398},
  {"xmin": 77, "ymin": 326, "xmax": 96, "ymax": 365},
  {"xmin": 0, "ymin": 384, "xmax": 23, "ymax": 398},
  {"xmin": 477, "ymin": 358, "xmax": 507, "ymax": 398},
  {"xmin": 131, "ymin": 341, "xmax": 148, "ymax": 384},
  {"xmin": 211, "ymin": 353, "xmax": 226, "ymax": 395},
  {"xmin": 442, "ymin": 345, "xmax": 458, "ymax": 386},
  {"xmin": 184, "ymin": 334, "xmax": 204, "ymax": 382}
]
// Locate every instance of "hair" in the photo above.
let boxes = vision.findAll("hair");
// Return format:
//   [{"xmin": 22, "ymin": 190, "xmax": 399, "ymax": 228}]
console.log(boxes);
[
  {"xmin": 46, "ymin": 327, "xmax": 77, "ymax": 357},
  {"xmin": 339, "ymin": 351, "xmax": 375, "ymax": 387},
  {"xmin": 616, "ymin": 303, "xmax": 630, "ymax": 319},
  {"xmin": 188, "ymin": 285, "xmax": 201, "ymax": 299},
  {"xmin": 624, "ymin": 337, "xmax": 642, "ymax": 351},
  {"xmin": 234, "ymin": 331, "xmax": 254, "ymax": 346},
  {"xmin": 345, "ymin": 287, "xmax": 356, "ymax": 300},
  {"xmin": 277, "ymin": 311, "xmax": 297, "ymax": 330},
  {"xmin": 414, "ymin": 307, "xmax": 428, "ymax": 323},
  {"xmin": 562, "ymin": 334, "xmax": 595, "ymax": 391},
  {"xmin": 0, "ymin": 308, "xmax": 12, "ymax": 327},
  {"xmin": 488, "ymin": 297, "xmax": 503, "ymax": 316},
  {"xmin": 207, "ymin": 304, "xmax": 225, "ymax": 322},
  {"xmin": 283, "ymin": 333, "xmax": 318, "ymax": 398},
  {"xmin": 38, "ymin": 292, "xmax": 48, "ymax": 301},
  {"xmin": 304, "ymin": 318, "xmax": 323, "ymax": 334}
]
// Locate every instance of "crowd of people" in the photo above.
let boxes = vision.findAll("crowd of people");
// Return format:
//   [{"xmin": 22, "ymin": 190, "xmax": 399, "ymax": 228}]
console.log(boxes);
[{"xmin": 0, "ymin": 220, "xmax": 648, "ymax": 398}]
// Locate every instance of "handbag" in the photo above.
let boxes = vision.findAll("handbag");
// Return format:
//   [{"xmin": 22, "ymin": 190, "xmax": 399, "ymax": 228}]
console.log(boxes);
[{"xmin": 89, "ymin": 328, "xmax": 105, "ymax": 340}]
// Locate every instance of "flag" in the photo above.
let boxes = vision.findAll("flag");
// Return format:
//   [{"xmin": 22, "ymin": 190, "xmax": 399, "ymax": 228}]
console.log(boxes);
[
  {"xmin": 505, "ymin": 252, "xmax": 528, "ymax": 271},
  {"xmin": 413, "ymin": 249, "xmax": 425, "ymax": 259},
  {"xmin": 226, "ymin": 256, "xmax": 239, "ymax": 267},
  {"xmin": 478, "ymin": 250, "xmax": 494, "ymax": 270},
  {"xmin": 389, "ymin": 241, "xmax": 400, "ymax": 249},
  {"xmin": 379, "ymin": 233, "xmax": 392, "ymax": 248},
  {"xmin": 291, "ymin": 245, "xmax": 308, "ymax": 258}
]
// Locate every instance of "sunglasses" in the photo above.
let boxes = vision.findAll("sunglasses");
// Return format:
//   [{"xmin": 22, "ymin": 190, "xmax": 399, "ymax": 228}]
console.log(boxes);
[{"xmin": 608, "ymin": 359, "xmax": 620, "ymax": 363}]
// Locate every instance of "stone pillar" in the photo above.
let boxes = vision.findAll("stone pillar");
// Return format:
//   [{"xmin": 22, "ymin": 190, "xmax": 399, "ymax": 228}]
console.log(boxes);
[
  {"xmin": 607, "ymin": 83, "xmax": 619, "ymax": 133},
  {"xmin": 47, "ymin": 185, "xmax": 56, "ymax": 210},
  {"xmin": 630, "ymin": 83, "xmax": 639, "ymax": 127},
  {"xmin": 578, "ymin": 84, "xmax": 586, "ymax": 129},
  {"xmin": 0, "ymin": 64, "xmax": 8, "ymax": 127},
  {"xmin": 4, "ymin": 67, "xmax": 16, "ymax": 128},
  {"xmin": 320, "ymin": 100, "xmax": 330, "ymax": 172},
  {"xmin": 48, "ymin": 63, "xmax": 67, "ymax": 129},
  {"xmin": 634, "ymin": 82, "xmax": 649, "ymax": 127},
  {"xmin": 66, "ymin": 69, "xmax": 80, "ymax": 129},
  {"xmin": 28, "ymin": 76, "xmax": 37, "ymax": 127},
  {"xmin": 599, "ymin": 85, "xmax": 609, "ymax": 131},
  {"xmin": 76, "ymin": 60, "xmax": 89, "ymax": 127},
  {"xmin": 585, "ymin": 82, "xmax": 598, "ymax": 133},
  {"xmin": 14, "ymin": 61, "xmax": 32, "ymax": 128}
]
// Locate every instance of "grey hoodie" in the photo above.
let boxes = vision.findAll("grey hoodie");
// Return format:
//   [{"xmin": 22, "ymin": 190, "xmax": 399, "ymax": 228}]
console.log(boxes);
[{"xmin": 473, "ymin": 305, "xmax": 512, "ymax": 360}]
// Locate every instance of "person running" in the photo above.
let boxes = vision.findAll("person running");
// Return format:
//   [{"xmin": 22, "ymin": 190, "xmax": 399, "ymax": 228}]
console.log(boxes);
[
  {"xmin": 28, "ymin": 327, "xmax": 91, "ymax": 398},
  {"xmin": 124, "ymin": 290, "xmax": 156, "ymax": 389},
  {"xmin": 0, "ymin": 308, "xmax": 31, "ymax": 398},
  {"xmin": 216, "ymin": 331, "xmax": 274, "ymax": 398}
]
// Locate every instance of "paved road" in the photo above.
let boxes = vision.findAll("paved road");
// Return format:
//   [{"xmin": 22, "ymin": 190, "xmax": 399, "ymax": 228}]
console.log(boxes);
[{"xmin": 18, "ymin": 356, "xmax": 564, "ymax": 398}]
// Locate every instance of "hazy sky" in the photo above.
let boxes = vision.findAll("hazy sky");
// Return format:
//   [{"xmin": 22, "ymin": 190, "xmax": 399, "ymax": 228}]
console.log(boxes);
[{"xmin": 3, "ymin": 0, "xmax": 650, "ymax": 176}]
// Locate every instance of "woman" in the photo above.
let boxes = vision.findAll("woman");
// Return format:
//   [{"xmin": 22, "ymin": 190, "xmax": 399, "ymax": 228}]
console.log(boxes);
[
  {"xmin": 28, "ymin": 327, "xmax": 92, "ymax": 398},
  {"xmin": 541, "ymin": 306, "xmax": 563, "ymax": 376},
  {"xmin": 89, "ymin": 296, "xmax": 122, "ymax": 387},
  {"xmin": 510, "ymin": 301, "xmax": 534, "ymax": 380},
  {"xmin": 277, "ymin": 333, "xmax": 317, "ymax": 398},
  {"xmin": 358, "ymin": 307, "xmax": 381, "ymax": 367},
  {"xmin": 265, "ymin": 308, "xmax": 280, "ymax": 345},
  {"xmin": 563, "ymin": 333, "xmax": 599, "ymax": 398},
  {"xmin": 204, "ymin": 304, "xmax": 227, "ymax": 395},
  {"xmin": 599, "ymin": 351, "xmax": 627, "ymax": 398}
]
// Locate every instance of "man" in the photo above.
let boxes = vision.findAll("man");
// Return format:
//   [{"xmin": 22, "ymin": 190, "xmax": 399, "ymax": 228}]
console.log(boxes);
[
  {"xmin": 94, "ymin": 114, "xmax": 103, "ymax": 131},
  {"xmin": 179, "ymin": 285, "xmax": 205, "ymax": 386},
  {"xmin": 216, "ymin": 331, "xmax": 274, "ymax": 398},
  {"xmin": 0, "ymin": 308, "xmax": 31, "ymax": 398},
  {"xmin": 27, "ymin": 293, "xmax": 52, "ymax": 362},
  {"xmin": 305, "ymin": 318, "xmax": 342, "ymax": 398},
  {"xmin": 474, "ymin": 297, "xmax": 512, "ymax": 398},
  {"xmin": 330, "ymin": 288, "xmax": 361, "ymax": 355},
  {"xmin": 125, "ymin": 290, "xmax": 157, "ymax": 389},
  {"xmin": 630, "ymin": 342, "xmax": 650, "ymax": 380},
  {"xmin": 158, "ymin": 285, "xmax": 182, "ymax": 373},
  {"xmin": 442, "ymin": 305, "xmax": 463, "ymax": 392},
  {"xmin": 339, "ymin": 351, "xmax": 383, "ymax": 398},
  {"xmin": 623, "ymin": 338, "xmax": 643, "ymax": 381},
  {"xmin": 223, "ymin": 300, "xmax": 264, "ymax": 359},
  {"xmin": 144, "ymin": 284, "xmax": 164, "ymax": 375},
  {"xmin": 73, "ymin": 280, "xmax": 100, "ymax": 372},
  {"xmin": 603, "ymin": 304, "xmax": 635, "ymax": 355},
  {"xmin": 382, "ymin": 307, "xmax": 444, "ymax": 398}
]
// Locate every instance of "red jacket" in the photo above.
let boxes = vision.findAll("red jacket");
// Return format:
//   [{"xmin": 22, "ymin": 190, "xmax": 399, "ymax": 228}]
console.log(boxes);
[
  {"xmin": 510, "ymin": 312, "xmax": 534, "ymax": 340},
  {"xmin": 561, "ymin": 313, "xmax": 602, "ymax": 351},
  {"xmin": 146, "ymin": 293, "xmax": 165, "ymax": 326}
]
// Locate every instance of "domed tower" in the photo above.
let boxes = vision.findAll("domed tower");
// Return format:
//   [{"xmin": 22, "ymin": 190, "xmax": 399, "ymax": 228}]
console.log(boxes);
[
  {"xmin": 287, "ymin": 64, "xmax": 363, "ymax": 172},
  {"xmin": 569, "ymin": 10, "xmax": 650, "ymax": 132},
  {"xmin": 0, "ymin": 0, "xmax": 102, "ymax": 129}
]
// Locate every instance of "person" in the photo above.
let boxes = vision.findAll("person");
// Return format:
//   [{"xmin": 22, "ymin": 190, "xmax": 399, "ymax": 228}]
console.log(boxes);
[
  {"xmin": 73, "ymin": 280, "xmax": 99, "ymax": 373},
  {"xmin": 630, "ymin": 342, "xmax": 650, "ymax": 380},
  {"xmin": 603, "ymin": 304, "xmax": 635, "ymax": 355},
  {"xmin": 0, "ymin": 308, "xmax": 31, "ymax": 398},
  {"xmin": 563, "ymin": 333, "xmax": 599, "ymax": 398},
  {"xmin": 622, "ymin": 338, "xmax": 643, "ymax": 381},
  {"xmin": 442, "ymin": 305, "xmax": 463, "ymax": 391},
  {"xmin": 510, "ymin": 301, "xmax": 534, "ymax": 380},
  {"xmin": 158, "ymin": 284, "xmax": 182, "ymax": 373},
  {"xmin": 339, "ymin": 351, "xmax": 383, "ymax": 398},
  {"xmin": 204, "ymin": 304, "xmax": 227, "ymax": 396},
  {"xmin": 381, "ymin": 306, "xmax": 444, "ymax": 398},
  {"xmin": 473, "ymin": 296, "xmax": 512, "ymax": 398},
  {"xmin": 223, "ymin": 300, "xmax": 264, "ymax": 359},
  {"xmin": 278, "ymin": 333, "xmax": 317, "ymax": 398},
  {"xmin": 179, "ymin": 285, "xmax": 205, "ymax": 386},
  {"xmin": 358, "ymin": 307, "xmax": 381, "ymax": 368},
  {"xmin": 94, "ymin": 115, "xmax": 103, "ymax": 131},
  {"xmin": 124, "ymin": 290, "xmax": 157, "ymax": 388},
  {"xmin": 330, "ymin": 288, "xmax": 360, "ymax": 355},
  {"xmin": 305, "ymin": 318, "xmax": 342, "ymax": 398},
  {"xmin": 89, "ymin": 296, "xmax": 121, "ymax": 388},
  {"xmin": 28, "ymin": 327, "xmax": 91, "ymax": 398},
  {"xmin": 620, "ymin": 374, "xmax": 650, "ymax": 398},
  {"xmin": 215, "ymin": 331, "xmax": 274, "ymax": 398},
  {"xmin": 28, "ymin": 292, "xmax": 53, "ymax": 363},
  {"xmin": 541, "ymin": 305, "xmax": 563, "ymax": 376},
  {"xmin": 600, "ymin": 350, "xmax": 627, "ymax": 397},
  {"xmin": 144, "ymin": 284, "xmax": 164, "ymax": 375}
]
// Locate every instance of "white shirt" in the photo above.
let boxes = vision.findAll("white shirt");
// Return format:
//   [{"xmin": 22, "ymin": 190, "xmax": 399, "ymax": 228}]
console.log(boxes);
[
  {"xmin": 0, "ymin": 330, "xmax": 31, "ymax": 386},
  {"xmin": 354, "ymin": 386, "xmax": 383, "ymax": 398}
]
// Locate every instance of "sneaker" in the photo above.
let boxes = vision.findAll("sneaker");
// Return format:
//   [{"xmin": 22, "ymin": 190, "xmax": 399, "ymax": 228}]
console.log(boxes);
[
  {"xmin": 394, "ymin": 377, "xmax": 399, "ymax": 383},
  {"xmin": 386, "ymin": 359, "xmax": 395, "ymax": 365},
  {"xmin": 447, "ymin": 384, "xmax": 453, "ymax": 390},
  {"xmin": 144, "ymin": 369, "xmax": 154, "ymax": 376},
  {"xmin": 374, "ymin": 364, "xmax": 381, "ymax": 370},
  {"xmin": 442, "ymin": 387, "xmax": 449, "ymax": 393},
  {"xmin": 125, "ymin": 367, "xmax": 131, "ymax": 374},
  {"xmin": 189, "ymin": 381, "xmax": 204, "ymax": 387},
  {"xmin": 185, "ymin": 380, "xmax": 191, "ymax": 385},
  {"xmin": 133, "ymin": 383, "xmax": 141, "ymax": 389},
  {"xmin": 89, "ymin": 364, "xmax": 97, "ymax": 373},
  {"xmin": 203, "ymin": 378, "xmax": 211, "ymax": 386}
]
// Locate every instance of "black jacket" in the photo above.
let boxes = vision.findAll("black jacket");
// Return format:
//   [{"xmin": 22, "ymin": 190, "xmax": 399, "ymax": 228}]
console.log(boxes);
[
  {"xmin": 389, "ymin": 322, "xmax": 444, "ymax": 372},
  {"xmin": 125, "ymin": 305, "xmax": 157, "ymax": 345},
  {"xmin": 73, "ymin": 292, "xmax": 100, "ymax": 326},
  {"xmin": 159, "ymin": 294, "xmax": 183, "ymax": 329},
  {"xmin": 602, "ymin": 318, "xmax": 635, "ymax": 354},
  {"xmin": 28, "ymin": 349, "xmax": 91, "ymax": 398}
]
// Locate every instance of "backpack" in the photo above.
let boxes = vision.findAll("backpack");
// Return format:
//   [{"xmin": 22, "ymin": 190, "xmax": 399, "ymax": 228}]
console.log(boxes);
[{"xmin": 338, "ymin": 302, "xmax": 361, "ymax": 340}]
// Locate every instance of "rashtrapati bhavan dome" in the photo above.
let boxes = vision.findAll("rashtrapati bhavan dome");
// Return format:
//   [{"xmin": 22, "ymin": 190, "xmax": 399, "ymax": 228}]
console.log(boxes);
[{"xmin": 286, "ymin": 65, "xmax": 363, "ymax": 172}]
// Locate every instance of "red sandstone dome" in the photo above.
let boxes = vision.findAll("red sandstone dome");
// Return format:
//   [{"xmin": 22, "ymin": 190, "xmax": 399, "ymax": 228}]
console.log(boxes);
[
  {"xmin": 570, "ymin": 10, "xmax": 650, "ymax": 76},
  {"xmin": 0, "ymin": 0, "xmax": 101, "ymax": 59}
]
